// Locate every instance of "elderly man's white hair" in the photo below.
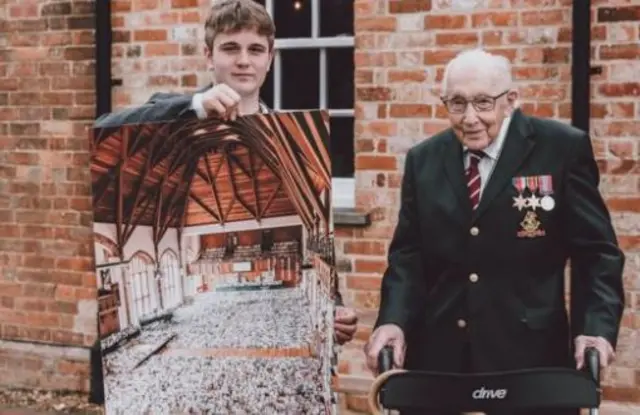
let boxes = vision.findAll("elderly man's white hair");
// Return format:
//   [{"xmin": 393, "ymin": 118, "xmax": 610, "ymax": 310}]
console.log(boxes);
[{"xmin": 441, "ymin": 48, "xmax": 514, "ymax": 96}]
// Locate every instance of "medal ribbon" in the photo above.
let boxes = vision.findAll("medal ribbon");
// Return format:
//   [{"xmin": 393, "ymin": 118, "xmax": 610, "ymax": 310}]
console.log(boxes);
[
  {"xmin": 526, "ymin": 176, "xmax": 539, "ymax": 194},
  {"xmin": 538, "ymin": 175, "xmax": 553, "ymax": 196},
  {"xmin": 512, "ymin": 177, "xmax": 526, "ymax": 194}
]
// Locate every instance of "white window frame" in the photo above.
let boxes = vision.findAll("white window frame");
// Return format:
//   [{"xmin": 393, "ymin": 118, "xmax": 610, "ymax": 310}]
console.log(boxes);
[{"xmin": 265, "ymin": 0, "xmax": 355, "ymax": 210}]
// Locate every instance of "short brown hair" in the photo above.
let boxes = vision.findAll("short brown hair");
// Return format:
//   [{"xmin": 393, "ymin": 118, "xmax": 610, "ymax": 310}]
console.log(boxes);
[{"xmin": 204, "ymin": 0, "xmax": 275, "ymax": 50}]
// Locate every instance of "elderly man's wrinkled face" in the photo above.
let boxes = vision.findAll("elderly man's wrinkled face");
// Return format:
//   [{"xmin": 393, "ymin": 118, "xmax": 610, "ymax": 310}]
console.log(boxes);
[{"xmin": 443, "ymin": 70, "xmax": 517, "ymax": 151}]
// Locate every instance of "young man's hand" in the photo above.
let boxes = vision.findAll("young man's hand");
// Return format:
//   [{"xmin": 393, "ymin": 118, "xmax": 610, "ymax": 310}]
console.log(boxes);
[
  {"xmin": 201, "ymin": 83, "xmax": 241, "ymax": 120},
  {"xmin": 334, "ymin": 306, "xmax": 358, "ymax": 345}
]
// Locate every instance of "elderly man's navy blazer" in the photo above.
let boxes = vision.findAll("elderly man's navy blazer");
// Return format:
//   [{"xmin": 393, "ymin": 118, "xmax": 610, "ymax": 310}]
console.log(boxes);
[{"xmin": 375, "ymin": 109, "xmax": 625, "ymax": 375}]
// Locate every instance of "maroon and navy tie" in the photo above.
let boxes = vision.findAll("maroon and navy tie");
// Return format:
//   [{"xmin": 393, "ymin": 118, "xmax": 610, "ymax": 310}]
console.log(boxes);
[{"xmin": 466, "ymin": 150, "xmax": 485, "ymax": 210}]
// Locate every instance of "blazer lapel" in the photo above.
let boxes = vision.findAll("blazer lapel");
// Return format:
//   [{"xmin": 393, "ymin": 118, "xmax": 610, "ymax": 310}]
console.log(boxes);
[
  {"xmin": 442, "ymin": 131, "xmax": 473, "ymax": 224},
  {"xmin": 473, "ymin": 109, "xmax": 535, "ymax": 222}
]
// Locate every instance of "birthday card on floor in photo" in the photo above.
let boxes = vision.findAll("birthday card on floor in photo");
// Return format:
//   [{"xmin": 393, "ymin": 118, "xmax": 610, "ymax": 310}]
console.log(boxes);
[{"xmin": 90, "ymin": 110, "xmax": 339, "ymax": 414}]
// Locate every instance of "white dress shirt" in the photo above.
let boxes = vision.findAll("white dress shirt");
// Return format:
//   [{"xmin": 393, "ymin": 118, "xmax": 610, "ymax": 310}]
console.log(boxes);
[
  {"xmin": 191, "ymin": 92, "xmax": 208, "ymax": 119},
  {"xmin": 463, "ymin": 116, "xmax": 512, "ymax": 199}
]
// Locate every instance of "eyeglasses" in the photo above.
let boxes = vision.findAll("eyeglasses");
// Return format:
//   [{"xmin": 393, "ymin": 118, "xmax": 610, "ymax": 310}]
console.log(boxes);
[{"xmin": 441, "ymin": 90, "xmax": 509, "ymax": 114}]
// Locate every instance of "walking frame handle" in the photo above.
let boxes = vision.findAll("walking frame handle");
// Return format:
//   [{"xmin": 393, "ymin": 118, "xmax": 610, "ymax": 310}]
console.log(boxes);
[
  {"xmin": 584, "ymin": 346, "xmax": 601, "ymax": 415},
  {"xmin": 378, "ymin": 345, "xmax": 394, "ymax": 374},
  {"xmin": 370, "ymin": 346, "xmax": 602, "ymax": 415},
  {"xmin": 368, "ymin": 346, "xmax": 405, "ymax": 415}
]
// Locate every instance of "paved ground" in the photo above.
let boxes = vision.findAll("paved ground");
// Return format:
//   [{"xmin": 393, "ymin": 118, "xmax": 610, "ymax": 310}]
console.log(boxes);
[
  {"xmin": 3, "ymin": 399, "xmax": 638, "ymax": 414},
  {"xmin": 0, "ymin": 409, "xmax": 102, "ymax": 415},
  {"xmin": 3, "ymin": 404, "xmax": 639, "ymax": 415}
]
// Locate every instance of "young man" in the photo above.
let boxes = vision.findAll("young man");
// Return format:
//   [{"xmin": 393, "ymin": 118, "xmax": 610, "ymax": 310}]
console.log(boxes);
[{"xmin": 96, "ymin": 0, "xmax": 358, "ymax": 345}]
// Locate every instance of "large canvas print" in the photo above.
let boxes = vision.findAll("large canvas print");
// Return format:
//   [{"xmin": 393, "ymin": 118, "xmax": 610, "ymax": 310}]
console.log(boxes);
[{"xmin": 90, "ymin": 111, "xmax": 338, "ymax": 414}]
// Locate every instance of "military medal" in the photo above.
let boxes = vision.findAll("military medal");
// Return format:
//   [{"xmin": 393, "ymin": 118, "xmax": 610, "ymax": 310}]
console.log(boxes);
[
  {"xmin": 538, "ymin": 175, "xmax": 555, "ymax": 211},
  {"xmin": 512, "ymin": 177, "xmax": 528, "ymax": 211},
  {"xmin": 525, "ymin": 176, "xmax": 540, "ymax": 210}
]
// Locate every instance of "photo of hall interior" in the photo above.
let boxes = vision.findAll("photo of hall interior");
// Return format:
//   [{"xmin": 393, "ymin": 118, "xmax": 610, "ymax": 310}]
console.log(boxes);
[
  {"xmin": 90, "ymin": 111, "xmax": 339, "ymax": 414},
  {"xmin": 194, "ymin": 225, "xmax": 303, "ymax": 291}
]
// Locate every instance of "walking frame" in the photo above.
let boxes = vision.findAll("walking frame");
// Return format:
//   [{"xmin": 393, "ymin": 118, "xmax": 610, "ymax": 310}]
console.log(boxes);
[{"xmin": 368, "ymin": 346, "xmax": 601, "ymax": 415}]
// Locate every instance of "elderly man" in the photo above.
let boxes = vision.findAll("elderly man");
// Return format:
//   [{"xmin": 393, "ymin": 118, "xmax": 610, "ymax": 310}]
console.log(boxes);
[{"xmin": 364, "ymin": 48, "xmax": 625, "ymax": 415}]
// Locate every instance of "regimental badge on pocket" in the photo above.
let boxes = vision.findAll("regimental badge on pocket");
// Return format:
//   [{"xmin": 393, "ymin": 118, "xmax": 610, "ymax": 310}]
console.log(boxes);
[{"xmin": 517, "ymin": 210, "xmax": 546, "ymax": 238}]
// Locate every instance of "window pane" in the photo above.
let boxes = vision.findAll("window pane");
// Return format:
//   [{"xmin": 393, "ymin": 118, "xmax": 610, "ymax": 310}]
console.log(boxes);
[
  {"xmin": 321, "ymin": 0, "xmax": 354, "ymax": 37},
  {"xmin": 280, "ymin": 49, "xmax": 319, "ymax": 109},
  {"xmin": 260, "ymin": 65, "xmax": 274, "ymax": 109},
  {"xmin": 327, "ymin": 48, "xmax": 354, "ymax": 109},
  {"xmin": 274, "ymin": 0, "xmax": 311, "ymax": 38},
  {"xmin": 329, "ymin": 116, "xmax": 354, "ymax": 178}
]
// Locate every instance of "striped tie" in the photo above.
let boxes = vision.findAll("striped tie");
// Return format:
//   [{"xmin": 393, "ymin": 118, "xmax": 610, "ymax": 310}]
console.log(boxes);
[{"xmin": 466, "ymin": 150, "xmax": 485, "ymax": 210}]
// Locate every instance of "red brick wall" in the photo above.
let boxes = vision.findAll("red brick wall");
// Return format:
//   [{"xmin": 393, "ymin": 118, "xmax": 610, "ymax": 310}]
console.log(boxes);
[
  {"xmin": 110, "ymin": 1, "xmax": 211, "ymax": 107},
  {"xmin": 0, "ymin": 0, "xmax": 97, "ymax": 391},
  {"xmin": 340, "ymin": 0, "xmax": 639, "ymax": 412}
]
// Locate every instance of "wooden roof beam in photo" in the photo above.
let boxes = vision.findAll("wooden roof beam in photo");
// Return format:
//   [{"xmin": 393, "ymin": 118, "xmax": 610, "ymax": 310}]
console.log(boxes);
[
  {"xmin": 286, "ymin": 111, "xmax": 332, "ymax": 187},
  {"xmin": 189, "ymin": 192, "xmax": 220, "ymax": 222},
  {"xmin": 272, "ymin": 154, "xmax": 315, "ymax": 230},
  {"xmin": 151, "ymin": 169, "xmax": 178, "ymax": 248},
  {"xmin": 224, "ymin": 146, "xmax": 258, "ymax": 220},
  {"xmin": 157, "ymin": 162, "xmax": 198, "ymax": 242},
  {"xmin": 121, "ymin": 137, "xmax": 163, "ymax": 241},
  {"xmin": 225, "ymin": 148, "xmax": 253, "ymax": 178},
  {"xmin": 203, "ymin": 153, "xmax": 225, "ymax": 224},
  {"xmin": 93, "ymin": 125, "xmax": 123, "ymax": 147},
  {"xmin": 237, "ymin": 133, "xmax": 315, "ymax": 229},
  {"xmin": 225, "ymin": 132, "xmax": 316, "ymax": 229},
  {"xmin": 232, "ymin": 115, "xmax": 326, "ymax": 230},
  {"xmin": 257, "ymin": 119, "xmax": 318, "ymax": 229},
  {"xmin": 123, "ymin": 187, "xmax": 155, "ymax": 245},
  {"xmin": 270, "ymin": 114, "xmax": 331, "ymax": 224},
  {"xmin": 261, "ymin": 181, "xmax": 283, "ymax": 218},
  {"xmin": 280, "ymin": 133, "xmax": 328, "ymax": 225},
  {"xmin": 92, "ymin": 123, "xmax": 174, "ymax": 208},
  {"xmin": 224, "ymin": 119, "xmax": 316, "ymax": 229},
  {"xmin": 92, "ymin": 159, "xmax": 121, "ymax": 207},
  {"xmin": 93, "ymin": 124, "xmax": 156, "ymax": 183},
  {"xmin": 176, "ymin": 197, "xmax": 189, "ymax": 254},
  {"xmin": 151, "ymin": 178, "xmax": 164, "ymax": 257},
  {"xmin": 150, "ymin": 140, "xmax": 206, "ymax": 236},
  {"xmin": 164, "ymin": 128, "xmax": 235, "ymax": 175},
  {"xmin": 162, "ymin": 120, "xmax": 312, "ymax": 227},
  {"xmin": 91, "ymin": 111, "xmax": 331, "ymax": 232},
  {"xmin": 114, "ymin": 128, "xmax": 130, "ymax": 256},
  {"xmin": 248, "ymin": 148, "xmax": 262, "ymax": 220}
]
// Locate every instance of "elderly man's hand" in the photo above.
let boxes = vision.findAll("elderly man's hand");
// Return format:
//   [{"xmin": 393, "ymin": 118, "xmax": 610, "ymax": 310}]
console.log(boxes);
[
  {"xmin": 364, "ymin": 324, "xmax": 405, "ymax": 375},
  {"xmin": 574, "ymin": 335, "xmax": 615, "ymax": 370},
  {"xmin": 334, "ymin": 306, "xmax": 358, "ymax": 345}
]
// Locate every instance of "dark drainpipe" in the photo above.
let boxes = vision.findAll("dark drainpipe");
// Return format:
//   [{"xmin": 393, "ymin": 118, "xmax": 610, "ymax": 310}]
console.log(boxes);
[
  {"xmin": 95, "ymin": 0, "xmax": 112, "ymax": 119},
  {"xmin": 569, "ymin": 0, "xmax": 594, "ymax": 356},
  {"xmin": 90, "ymin": 1, "xmax": 112, "ymax": 405},
  {"xmin": 571, "ymin": 0, "xmax": 591, "ymax": 132}
]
